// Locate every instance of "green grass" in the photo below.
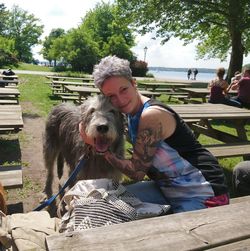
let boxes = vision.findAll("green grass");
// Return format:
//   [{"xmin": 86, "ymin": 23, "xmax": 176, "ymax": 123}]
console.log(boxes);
[
  {"xmin": 18, "ymin": 74, "xmax": 61, "ymax": 116},
  {"xmin": 12, "ymin": 62, "xmax": 52, "ymax": 72}
]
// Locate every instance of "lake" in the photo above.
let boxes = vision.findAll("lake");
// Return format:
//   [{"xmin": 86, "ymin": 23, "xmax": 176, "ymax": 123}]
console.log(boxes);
[{"xmin": 148, "ymin": 70, "xmax": 216, "ymax": 82}]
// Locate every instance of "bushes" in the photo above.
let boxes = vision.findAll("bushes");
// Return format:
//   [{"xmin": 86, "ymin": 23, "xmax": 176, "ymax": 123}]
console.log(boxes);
[{"xmin": 130, "ymin": 60, "xmax": 148, "ymax": 77}]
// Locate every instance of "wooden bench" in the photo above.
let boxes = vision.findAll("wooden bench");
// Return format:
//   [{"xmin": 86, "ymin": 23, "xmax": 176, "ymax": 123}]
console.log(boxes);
[
  {"xmin": 171, "ymin": 94, "xmax": 189, "ymax": 103},
  {"xmin": 46, "ymin": 196, "xmax": 250, "ymax": 250},
  {"xmin": 0, "ymin": 99, "xmax": 18, "ymax": 105},
  {"xmin": 61, "ymin": 95, "xmax": 80, "ymax": 103},
  {"xmin": 205, "ymin": 142, "xmax": 250, "ymax": 158},
  {"xmin": 0, "ymin": 165, "xmax": 23, "ymax": 189}
]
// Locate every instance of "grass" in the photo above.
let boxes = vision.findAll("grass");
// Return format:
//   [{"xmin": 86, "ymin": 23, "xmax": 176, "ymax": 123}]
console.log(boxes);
[
  {"xmin": 12, "ymin": 62, "xmax": 52, "ymax": 72},
  {"xmin": 18, "ymin": 74, "xmax": 61, "ymax": 116}
]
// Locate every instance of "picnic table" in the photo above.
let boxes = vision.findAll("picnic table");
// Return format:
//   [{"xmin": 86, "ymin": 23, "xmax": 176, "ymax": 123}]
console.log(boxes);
[
  {"xmin": 0, "ymin": 79, "xmax": 19, "ymax": 88},
  {"xmin": 46, "ymin": 75, "xmax": 93, "ymax": 82},
  {"xmin": 46, "ymin": 196, "xmax": 250, "ymax": 250},
  {"xmin": 180, "ymin": 88, "xmax": 238, "ymax": 103},
  {"xmin": 138, "ymin": 82, "xmax": 191, "ymax": 91},
  {"xmin": 169, "ymin": 103, "xmax": 250, "ymax": 159},
  {"xmin": 52, "ymin": 80, "xmax": 95, "ymax": 93},
  {"xmin": 65, "ymin": 85, "xmax": 161, "ymax": 103},
  {"xmin": 0, "ymin": 74, "xmax": 19, "ymax": 80},
  {"xmin": 0, "ymin": 104, "xmax": 23, "ymax": 131},
  {"xmin": 0, "ymin": 87, "xmax": 20, "ymax": 104}
]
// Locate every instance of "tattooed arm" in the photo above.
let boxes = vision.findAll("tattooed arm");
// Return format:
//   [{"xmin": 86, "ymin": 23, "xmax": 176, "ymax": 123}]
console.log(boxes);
[{"xmin": 104, "ymin": 107, "xmax": 176, "ymax": 181}]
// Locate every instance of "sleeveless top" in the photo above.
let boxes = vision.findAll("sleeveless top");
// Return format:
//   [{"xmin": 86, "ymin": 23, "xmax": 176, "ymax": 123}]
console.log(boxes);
[
  {"xmin": 209, "ymin": 80, "xmax": 226, "ymax": 102},
  {"xmin": 210, "ymin": 85, "xmax": 225, "ymax": 102},
  {"xmin": 127, "ymin": 99, "xmax": 228, "ymax": 199}
]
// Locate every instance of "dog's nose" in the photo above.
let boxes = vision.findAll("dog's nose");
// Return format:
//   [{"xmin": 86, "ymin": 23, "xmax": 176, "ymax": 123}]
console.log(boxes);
[{"xmin": 97, "ymin": 124, "xmax": 109, "ymax": 133}]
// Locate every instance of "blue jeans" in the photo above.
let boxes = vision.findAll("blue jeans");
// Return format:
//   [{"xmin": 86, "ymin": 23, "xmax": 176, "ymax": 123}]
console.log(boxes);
[{"xmin": 125, "ymin": 181, "xmax": 210, "ymax": 213}]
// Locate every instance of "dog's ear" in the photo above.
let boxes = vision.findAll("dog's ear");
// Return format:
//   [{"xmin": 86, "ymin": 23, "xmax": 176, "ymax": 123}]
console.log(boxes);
[{"xmin": 79, "ymin": 101, "xmax": 90, "ymax": 122}]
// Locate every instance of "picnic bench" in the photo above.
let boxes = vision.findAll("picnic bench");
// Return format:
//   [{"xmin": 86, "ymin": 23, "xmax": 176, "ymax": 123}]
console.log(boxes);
[
  {"xmin": 46, "ymin": 75, "xmax": 93, "ymax": 82},
  {"xmin": 0, "ymin": 105, "xmax": 23, "ymax": 133},
  {"xmin": 0, "ymin": 79, "xmax": 19, "ymax": 88},
  {"xmin": 46, "ymin": 195, "xmax": 250, "ymax": 250},
  {"xmin": 0, "ymin": 165, "xmax": 23, "ymax": 189},
  {"xmin": 0, "ymin": 74, "xmax": 18, "ymax": 80}
]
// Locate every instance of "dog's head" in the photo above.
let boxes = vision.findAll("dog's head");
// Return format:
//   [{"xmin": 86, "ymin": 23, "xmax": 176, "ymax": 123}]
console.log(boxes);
[{"xmin": 80, "ymin": 95, "xmax": 124, "ymax": 154}]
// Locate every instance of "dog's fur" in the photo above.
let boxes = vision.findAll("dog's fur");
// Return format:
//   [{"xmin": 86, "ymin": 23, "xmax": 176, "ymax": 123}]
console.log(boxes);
[
  {"xmin": 43, "ymin": 95, "xmax": 125, "ymax": 201},
  {"xmin": 0, "ymin": 182, "xmax": 7, "ymax": 214}
]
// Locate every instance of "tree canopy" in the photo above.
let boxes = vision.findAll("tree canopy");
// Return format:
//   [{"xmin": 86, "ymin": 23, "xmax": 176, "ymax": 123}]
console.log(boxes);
[
  {"xmin": 0, "ymin": 4, "xmax": 43, "ymax": 65},
  {"xmin": 42, "ymin": 2, "xmax": 135, "ymax": 73},
  {"xmin": 6, "ymin": 5, "xmax": 44, "ymax": 62},
  {"xmin": 116, "ymin": 0, "xmax": 250, "ymax": 80}
]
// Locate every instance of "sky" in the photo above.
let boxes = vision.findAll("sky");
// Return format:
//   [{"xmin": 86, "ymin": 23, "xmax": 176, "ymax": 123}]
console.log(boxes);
[{"xmin": 2, "ymin": 0, "xmax": 250, "ymax": 69}]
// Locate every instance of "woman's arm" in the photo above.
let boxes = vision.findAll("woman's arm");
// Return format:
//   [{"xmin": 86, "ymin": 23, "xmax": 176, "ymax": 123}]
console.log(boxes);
[{"xmin": 104, "ymin": 108, "xmax": 176, "ymax": 181}]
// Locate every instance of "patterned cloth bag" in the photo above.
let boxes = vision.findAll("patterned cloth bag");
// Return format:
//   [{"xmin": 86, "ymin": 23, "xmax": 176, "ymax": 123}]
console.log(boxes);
[{"xmin": 58, "ymin": 179, "xmax": 170, "ymax": 233}]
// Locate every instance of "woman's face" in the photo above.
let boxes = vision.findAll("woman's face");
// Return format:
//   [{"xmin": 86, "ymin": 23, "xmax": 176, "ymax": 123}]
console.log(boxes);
[{"xmin": 101, "ymin": 76, "xmax": 138, "ymax": 114}]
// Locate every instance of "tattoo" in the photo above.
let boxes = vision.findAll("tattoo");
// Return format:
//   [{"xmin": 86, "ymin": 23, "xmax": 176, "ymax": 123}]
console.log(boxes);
[
  {"xmin": 104, "ymin": 123, "xmax": 163, "ymax": 181},
  {"xmin": 135, "ymin": 123, "xmax": 163, "ymax": 163}
]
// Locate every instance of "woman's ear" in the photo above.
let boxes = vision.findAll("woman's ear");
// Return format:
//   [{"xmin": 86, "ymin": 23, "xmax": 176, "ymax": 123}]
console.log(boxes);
[{"xmin": 131, "ymin": 78, "xmax": 137, "ymax": 87}]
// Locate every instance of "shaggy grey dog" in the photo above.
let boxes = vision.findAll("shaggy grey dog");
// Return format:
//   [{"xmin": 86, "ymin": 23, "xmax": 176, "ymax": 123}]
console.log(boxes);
[{"xmin": 43, "ymin": 95, "xmax": 125, "ymax": 201}]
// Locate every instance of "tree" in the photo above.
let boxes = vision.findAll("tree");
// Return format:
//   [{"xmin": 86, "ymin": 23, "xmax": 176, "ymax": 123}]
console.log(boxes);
[
  {"xmin": 81, "ymin": 2, "xmax": 135, "ymax": 60},
  {"xmin": 0, "ymin": 4, "xmax": 9, "ymax": 34},
  {"xmin": 6, "ymin": 5, "xmax": 43, "ymax": 62},
  {"xmin": 41, "ymin": 28, "xmax": 65, "ymax": 66},
  {"xmin": 116, "ymin": 0, "xmax": 250, "ymax": 80},
  {"xmin": 0, "ymin": 36, "xmax": 18, "ymax": 67}
]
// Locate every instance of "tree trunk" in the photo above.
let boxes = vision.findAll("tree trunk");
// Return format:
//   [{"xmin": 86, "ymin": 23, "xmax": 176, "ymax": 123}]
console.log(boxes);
[{"xmin": 226, "ymin": 0, "xmax": 244, "ymax": 83}]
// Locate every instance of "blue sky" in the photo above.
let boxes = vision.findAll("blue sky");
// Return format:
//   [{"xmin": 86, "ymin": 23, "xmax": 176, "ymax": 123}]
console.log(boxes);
[{"xmin": 2, "ymin": 0, "xmax": 250, "ymax": 69}]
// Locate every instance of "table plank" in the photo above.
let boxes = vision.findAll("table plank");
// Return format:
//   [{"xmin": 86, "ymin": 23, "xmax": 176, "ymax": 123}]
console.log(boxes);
[{"xmin": 46, "ymin": 198, "xmax": 250, "ymax": 251}]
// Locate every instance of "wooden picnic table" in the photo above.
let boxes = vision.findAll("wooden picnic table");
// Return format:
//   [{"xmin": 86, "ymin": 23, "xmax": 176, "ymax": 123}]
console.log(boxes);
[
  {"xmin": 0, "ymin": 79, "xmax": 19, "ymax": 88},
  {"xmin": 170, "ymin": 103, "xmax": 250, "ymax": 145},
  {"xmin": 0, "ymin": 87, "xmax": 20, "ymax": 101},
  {"xmin": 52, "ymin": 80, "xmax": 95, "ymax": 93},
  {"xmin": 0, "ymin": 74, "xmax": 18, "ymax": 80},
  {"xmin": 46, "ymin": 196, "xmax": 250, "ymax": 250},
  {"xmin": 46, "ymin": 75, "xmax": 93, "ymax": 82},
  {"xmin": 180, "ymin": 87, "xmax": 238, "ymax": 103},
  {"xmin": 0, "ymin": 105, "xmax": 23, "ymax": 130},
  {"xmin": 138, "ymin": 82, "xmax": 191, "ymax": 91},
  {"xmin": 65, "ymin": 85, "xmax": 161, "ymax": 103}
]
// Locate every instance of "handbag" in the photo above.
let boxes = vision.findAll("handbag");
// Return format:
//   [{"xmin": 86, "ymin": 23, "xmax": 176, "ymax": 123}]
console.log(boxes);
[{"xmin": 58, "ymin": 179, "xmax": 170, "ymax": 233}]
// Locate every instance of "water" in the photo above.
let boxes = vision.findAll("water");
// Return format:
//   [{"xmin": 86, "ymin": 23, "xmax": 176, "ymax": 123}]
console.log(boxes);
[{"xmin": 148, "ymin": 70, "xmax": 216, "ymax": 82}]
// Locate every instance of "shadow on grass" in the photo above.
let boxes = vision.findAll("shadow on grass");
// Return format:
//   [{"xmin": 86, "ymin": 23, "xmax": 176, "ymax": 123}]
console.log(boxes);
[{"xmin": 0, "ymin": 138, "xmax": 21, "ymax": 164}]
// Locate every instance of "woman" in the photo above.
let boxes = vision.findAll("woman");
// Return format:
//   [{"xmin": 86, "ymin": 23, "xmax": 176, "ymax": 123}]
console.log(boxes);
[
  {"xmin": 80, "ymin": 56, "xmax": 229, "ymax": 213},
  {"xmin": 208, "ymin": 67, "xmax": 241, "ymax": 107}
]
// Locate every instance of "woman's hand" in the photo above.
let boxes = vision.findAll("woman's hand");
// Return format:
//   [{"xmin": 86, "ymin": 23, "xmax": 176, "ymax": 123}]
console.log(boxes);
[{"xmin": 79, "ymin": 122, "xmax": 94, "ymax": 146}]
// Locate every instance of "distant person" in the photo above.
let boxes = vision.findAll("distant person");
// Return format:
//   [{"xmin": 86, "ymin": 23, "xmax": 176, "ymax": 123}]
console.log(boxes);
[
  {"xmin": 232, "ymin": 161, "xmax": 250, "ymax": 197},
  {"xmin": 193, "ymin": 68, "xmax": 198, "ymax": 80},
  {"xmin": 187, "ymin": 68, "xmax": 192, "ymax": 80},
  {"xmin": 208, "ymin": 67, "xmax": 241, "ymax": 107},
  {"xmin": 230, "ymin": 71, "xmax": 242, "ymax": 84},
  {"xmin": 230, "ymin": 66, "xmax": 250, "ymax": 108}
]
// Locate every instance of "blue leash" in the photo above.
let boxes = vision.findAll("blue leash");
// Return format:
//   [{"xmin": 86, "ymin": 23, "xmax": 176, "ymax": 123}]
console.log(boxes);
[{"xmin": 33, "ymin": 157, "xmax": 86, "ymax": 211}]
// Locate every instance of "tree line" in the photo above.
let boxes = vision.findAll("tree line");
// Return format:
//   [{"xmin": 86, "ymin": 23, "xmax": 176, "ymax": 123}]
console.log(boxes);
[{"xmin": 1, "ymin": 1, "xmax": 250, "ymax": 79}]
